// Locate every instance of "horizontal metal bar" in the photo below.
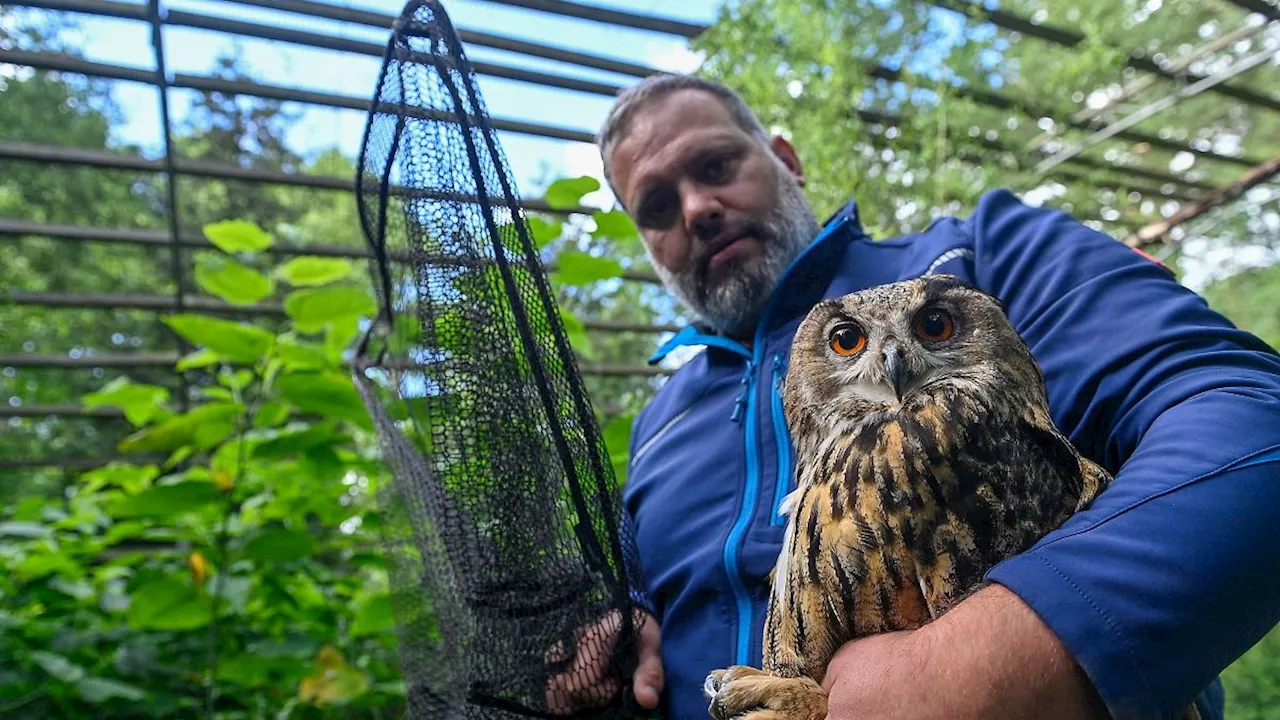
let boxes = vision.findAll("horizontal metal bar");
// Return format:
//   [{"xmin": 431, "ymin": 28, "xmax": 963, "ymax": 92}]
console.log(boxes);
[
  {"xmin": 0, "ymin": 47, "xmax": 155, "ymax": 83},
  {"xmin": 163, "ymin": 7, "xmax": 625, "ymax": 96},
  {"xmin": 1127, "ymin": 54, "xmax": 1280, "ymax": 114},
  {"xmin": 1, "ymin": 352, "xmax": 180, "ymax": 368},
  {"xmin": 0, "ymin": 218, "xmax": 663, "ymax": 284},
  {"xmin": 0, "ymin": 352, "xmax": 674, "ymax": 375},
  {"xmin": 12, "ymin": 0, "xmax": 625, "ymax": 96},
  {"xmin": 0, "ymin": 49, "xmax": 599, "ymax": 144},
  {"xmin": 477, "ymin": 0, "xmax": 707, "ymax": 37},
  {"xmin": 221, "ymin": 0, "xmax": 662, "ymax": 78},
  {"xmin": 1064, "ymin": 154, "xmax": 1219, "ymax": 192},
  {"xmin": 5, "ymin": 292, "xmax": 683, "ymax": 333},
  {"xmin": 0, "ymin": 455, "xmax": 163, "ymax": 470},
  {"xmin": 0, "ymin": 404, "xmax": 124, "ymax": 418},
  {"xmin": 925, "ymin": 0, "xmax": 1083, "ymax": 46},
  {"xmin": 1050, "ymin": 169, "xmax": 1198, "ymax": 203},
  {"xmin": 0, "ymin": 140, "xmax": 593, "ymax": 215},
  {"xmin": 16, "ymin": 0, "xmax": 147, "ymax": 21}
]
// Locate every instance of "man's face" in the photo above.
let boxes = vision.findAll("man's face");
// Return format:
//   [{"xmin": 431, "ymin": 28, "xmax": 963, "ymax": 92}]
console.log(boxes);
[{"xmin": 607, "ymin": 89, "xmax": 819, "ymax": 338}]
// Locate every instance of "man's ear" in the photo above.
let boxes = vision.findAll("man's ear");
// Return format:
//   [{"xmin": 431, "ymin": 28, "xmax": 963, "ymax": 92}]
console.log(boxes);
[{"xmin": 770, "ymin": 135, "xmax": 806, "ymax": 187}]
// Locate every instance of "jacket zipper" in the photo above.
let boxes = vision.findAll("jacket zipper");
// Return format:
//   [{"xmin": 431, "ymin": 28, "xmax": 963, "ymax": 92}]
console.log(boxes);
[
  {"xmin": 769, "ymin": 354, "xmax": 792, "ymax": 526},
  {"xmin": 723, "ymin": 357, "xmax": 757, "ymax": 666}
]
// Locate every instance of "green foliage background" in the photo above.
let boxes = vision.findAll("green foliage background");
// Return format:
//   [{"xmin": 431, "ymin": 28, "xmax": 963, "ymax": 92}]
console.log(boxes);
[{"xmin": 2, "ymin": 1, "xmax": 1278, "ymax": 717}]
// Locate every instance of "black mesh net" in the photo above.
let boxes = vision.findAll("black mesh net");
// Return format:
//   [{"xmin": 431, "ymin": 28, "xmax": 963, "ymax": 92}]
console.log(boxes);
[{"xmin": 350, "ymin": 1, "xmax": 648, "ymax": 718}]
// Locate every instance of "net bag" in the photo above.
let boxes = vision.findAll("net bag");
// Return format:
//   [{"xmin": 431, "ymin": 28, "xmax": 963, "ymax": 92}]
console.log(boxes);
[{"xmin": 351, "ymin": 1, "xmax": 647, "ymax": 717}]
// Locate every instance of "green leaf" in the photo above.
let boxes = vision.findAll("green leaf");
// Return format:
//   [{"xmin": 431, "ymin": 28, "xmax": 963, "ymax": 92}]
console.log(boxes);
[
  {"xmin": 128, "ymin": 578, "xmax": 211, "ymax": 631},
  {"xmin": 284, "ymin": 285, "xmax": 377, "ymax": 334},
  {"xmin": 117, "ymin": 403, "xmax": 242, "ymax": 454},
  {"xmin": 275, "ymin": 337, "xmax": 331, "ymax": 371},
  {"xmin": 76, "ymin": 677, "xmax": 147, "ymax": 703},
  {"xmin": 218, "ymin": 574, "xmax": 254, "ymax": 614},
  {"xmin": 253, "ymin": 402, "xmax": 290, "ymax": 428},
  {"xmin": 204, "ymin": 220, "xmax": 272, "ymax": 253},
  {"xmin": 162, "ymin": 315, "xmax": 275, "ymax": 363},
  {"xmin": 50, "ymin": 577, "xmax": 95, "ymax": 600},
  {"xmin": 301, "ymin": 445, "xmax": 345, "ymax": 483},
  {"xmin": 277, "ymin": 257, "xmax": 353, "ymax": 287},
  {"xmin": 299, "ymin": 647, "xmax": 369, "ymax": 706},
  {"xmin": 325, "ymin": 317, "xmax": 359, "ymax": 361},
  {"xmin": 16, "ymin": 551, "xmax": 78, "ymax": 581},
  {"xmin": 526, "ymin": 216, "xmax": 563, "ymax": 249},
  {"xmin": 591, "ymin": 209, "xmax": 638, "ymax": 240},
  {"xmin": 253, "ymin": 422, "xmax": 343, "ymax": 458},
  {"xmin": 554, "ymin": 251, "xmax": 624, "ymax": 286},
  {"xmin": 276, "ymin": 373, "xmax": 370, "ymax": 428},
  {"xmin": 544, "ymin": 176, "xmax": 600, "ymax": 210},
  {"xmin": 115, "ymin": 481, "xmax": 221, "ymax": 518},
  {"xmin": 32, "ymin": 651, "xmax": 87, "ymax": 683},
  {"xmin": 81, "ymin": 463, "xmax": 160, "ymax": 493},
  {"xmin": 195, "ymin": 255, "xmax": 275, "ymax": 305},
  {"xmin": 82, "ymin": 377, "xmax": 170, "ymax": 426},
  {"xmin": 350, "ymin": 594, "xmax": 394, "ymax": 638},
  {"xmin": 176, "ymin": 348, "xmax": 220, "ymax": 371},
  {"xmin": 602, "ymin": 413, "xmax": 635, "ymax": 458},
  {"xmin": 603, "ymin": 413, "xmax": 635, "ymax": 484},
  {"xmin": 218, "ymin": 654, "xmax": 308, "ymax": 688},
  {"xmin": 0, "ymin": 521, "xmax": 52, "ymax": 539},
  {"xmin": 244, "ymin": 528, "xmax": 314, "ymax": 564}
]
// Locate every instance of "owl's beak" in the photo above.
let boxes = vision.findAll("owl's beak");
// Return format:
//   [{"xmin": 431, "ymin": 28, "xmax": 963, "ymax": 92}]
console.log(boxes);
[{"xmin": 884, "ymin": 345, "xmax": 906, "ymax": 400}]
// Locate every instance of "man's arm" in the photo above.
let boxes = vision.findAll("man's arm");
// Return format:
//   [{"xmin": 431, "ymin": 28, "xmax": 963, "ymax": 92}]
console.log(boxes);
[
  {"xmin": 822, "ymin": 583, "xmax": 1108, "ymax": 720},
  {"xmin": 969, "ymin": 190, "xmax": 1280, "ymax": 718}
]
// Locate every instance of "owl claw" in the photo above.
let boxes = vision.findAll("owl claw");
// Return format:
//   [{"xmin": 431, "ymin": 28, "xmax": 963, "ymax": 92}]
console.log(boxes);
[
  {"xmin": 702, "ymin": 666, "xmax": 827, "ymax": 720},
  {"xmin": 704, "ymin": 670, "xmax": 724, "ymax": 700}
]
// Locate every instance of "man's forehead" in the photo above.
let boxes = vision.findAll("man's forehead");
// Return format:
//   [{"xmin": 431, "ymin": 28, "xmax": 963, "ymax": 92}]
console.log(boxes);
[{"xmin": 609, "ymin": 89, "xmax": 749, "ymax": 202}]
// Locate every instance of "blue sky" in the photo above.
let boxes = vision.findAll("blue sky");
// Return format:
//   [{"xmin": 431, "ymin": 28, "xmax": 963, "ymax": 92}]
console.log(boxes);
[{"xmin": 29, "ymin": 0, "xmax": 717, "ymax": 208}]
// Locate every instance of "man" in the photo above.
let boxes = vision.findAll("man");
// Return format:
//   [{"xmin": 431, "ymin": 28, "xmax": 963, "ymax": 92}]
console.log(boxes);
[{"xmin": 551, "ymin": 74, "xmax": 1280, "ymax": 719}]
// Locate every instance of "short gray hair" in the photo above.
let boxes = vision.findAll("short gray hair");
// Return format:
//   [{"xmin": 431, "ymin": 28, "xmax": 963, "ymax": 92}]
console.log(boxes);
[{"xmin": 596, "ymin": 74, "xmax": 771, "ymax": 197}]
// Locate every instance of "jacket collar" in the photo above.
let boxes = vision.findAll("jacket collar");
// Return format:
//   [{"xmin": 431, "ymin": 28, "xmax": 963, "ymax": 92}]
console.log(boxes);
[{"xmin": 649, "ymin": 200, "xmax": 864, "ymax": 364}]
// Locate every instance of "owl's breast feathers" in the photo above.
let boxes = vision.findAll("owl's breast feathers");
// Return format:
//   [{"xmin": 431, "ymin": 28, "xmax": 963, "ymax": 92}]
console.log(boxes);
[{"xmin": 765, "ymin": 383, "xmax": 1110, "ymax": 678}]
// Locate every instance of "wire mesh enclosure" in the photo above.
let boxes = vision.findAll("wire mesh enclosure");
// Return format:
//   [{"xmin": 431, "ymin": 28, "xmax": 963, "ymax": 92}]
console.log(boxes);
[{"xmin": 351, "ymin": 1, "xmax": 646, "ymax": 716}]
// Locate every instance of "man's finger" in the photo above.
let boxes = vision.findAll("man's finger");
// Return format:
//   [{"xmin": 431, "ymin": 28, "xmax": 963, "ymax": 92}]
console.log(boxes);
[{"xmin": 631, "ymin": 613, "xmax": 664, "ymax": 710}]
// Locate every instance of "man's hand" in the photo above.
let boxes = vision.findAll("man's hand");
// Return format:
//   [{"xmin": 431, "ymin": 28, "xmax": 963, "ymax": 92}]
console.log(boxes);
[
  {"xmin": 546, "ymin": 609, "xmax": 663, "ymax": 715},
  {"xmin": 821, "ymin": 584, "xmax": 1109, "ymax": 720}
]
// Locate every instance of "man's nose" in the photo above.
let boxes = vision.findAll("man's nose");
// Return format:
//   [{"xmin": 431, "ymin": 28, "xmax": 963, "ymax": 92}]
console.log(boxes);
[{"xmin": 682, "ymin": 187, "xmax": 725, "ymax": 242}]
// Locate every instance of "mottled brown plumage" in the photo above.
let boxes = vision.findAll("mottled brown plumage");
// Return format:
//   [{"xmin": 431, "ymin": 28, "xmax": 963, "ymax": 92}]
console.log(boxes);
[{"xmin": 704, "ymin": 275, "xmax": 1114, "ymax": 720}]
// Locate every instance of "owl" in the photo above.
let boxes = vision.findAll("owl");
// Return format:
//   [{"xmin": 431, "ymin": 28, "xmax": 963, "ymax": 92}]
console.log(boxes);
[{"xmin": 703, "ymin": 275, "xmax": 1119, "ymax": 720}]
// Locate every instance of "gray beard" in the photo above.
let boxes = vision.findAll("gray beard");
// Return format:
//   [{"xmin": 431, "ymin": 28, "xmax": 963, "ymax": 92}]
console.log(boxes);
[{"xmin": 654, "ymin": 174, "xmax": 820, "ymax": 339}]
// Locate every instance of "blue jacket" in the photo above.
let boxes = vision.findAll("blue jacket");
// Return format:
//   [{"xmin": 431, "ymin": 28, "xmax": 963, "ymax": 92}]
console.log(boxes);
[{"xmin": 622, "ymin": 190, "xmax": 1280, "ymax": 720}]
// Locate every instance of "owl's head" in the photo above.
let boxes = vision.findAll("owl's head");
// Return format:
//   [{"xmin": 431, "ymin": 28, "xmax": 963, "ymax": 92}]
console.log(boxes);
[{"xmin": 783, "ymin": 275, "xmax": 1045, "ymax": 437}]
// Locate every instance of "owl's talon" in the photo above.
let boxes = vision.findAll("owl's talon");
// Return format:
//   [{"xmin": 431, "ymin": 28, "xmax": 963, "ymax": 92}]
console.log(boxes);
[
  {"xmin": 702, "ymin": 666, "xmax": 826, "ymax": 720},
  {"xmin": 704, "ymin": 670, "xmax": 725, "ymax": 699}
]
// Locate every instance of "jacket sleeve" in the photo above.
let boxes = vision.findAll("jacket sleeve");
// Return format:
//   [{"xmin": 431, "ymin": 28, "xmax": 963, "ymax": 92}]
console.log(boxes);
[{"xmin": 965, "ymin": 190, "xmax": 1280, "ymax": 720}]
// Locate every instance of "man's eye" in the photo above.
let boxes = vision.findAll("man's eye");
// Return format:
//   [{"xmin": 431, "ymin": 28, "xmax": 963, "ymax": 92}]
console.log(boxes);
[
  {"xmin": 639, "ymin": 192, "xmax": 676, "ymax": 228},
  {"xmin": 700, "ymin": 156, "xmax": 731, "ymax": 183}
]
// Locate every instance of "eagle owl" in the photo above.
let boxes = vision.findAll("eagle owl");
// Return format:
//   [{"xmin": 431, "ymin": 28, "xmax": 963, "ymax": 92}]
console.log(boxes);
[{"xmin": 703, "ymin": 275, "xmax": 1120, "ymax": 720}]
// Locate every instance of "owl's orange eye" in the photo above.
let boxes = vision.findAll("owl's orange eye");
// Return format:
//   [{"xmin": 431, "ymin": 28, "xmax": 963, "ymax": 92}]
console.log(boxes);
[
  {"xmin": 914, "ymin": 308, "xmax": 954, "ymax": 342},
  {"xmin": 829, "ymin": 324, "xmax": 867, "ymax": 356}
]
